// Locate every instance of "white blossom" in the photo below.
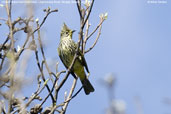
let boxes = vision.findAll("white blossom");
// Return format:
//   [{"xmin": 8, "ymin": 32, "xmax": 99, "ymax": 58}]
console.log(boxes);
[
  {"xmin": 17, "ymin": 45, "xmax": 21, "ymax": 52},
  {"xmin": 35, "ymin": 18, "xmax": 39, "ymax": 22}
]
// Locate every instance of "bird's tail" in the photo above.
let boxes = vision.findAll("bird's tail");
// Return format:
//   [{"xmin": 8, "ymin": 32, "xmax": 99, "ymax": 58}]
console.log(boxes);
[{"xmin": 81, "ymin": 77, "xmax": 95, "ymax": 95}]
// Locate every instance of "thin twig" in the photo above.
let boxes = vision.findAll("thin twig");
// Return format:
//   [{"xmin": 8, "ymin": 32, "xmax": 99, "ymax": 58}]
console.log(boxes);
[
  {"xmin": 5, "ymin": 0, "xmax": 15, "ymax": 113},
  {"xmin": 53, "ymin": 86, "xmax": 83, "ymax": 114},
  {"xmin": 34, "ymin": 50, "xmax": 55, "ymax": 103},
  {"xmin": 85, "ymin": 19, "xmax": 103, "ymax": 53},
  {"xmin": 81, "ymin": 0, "xmax": 94, "ymax": 29},
  {"xmin": 87, "ymin": 19, "xmax": 105, "ymax": 40},
  {"xmin": 62, "ymin": 86, "xmax": 83, "ymax": 104},
  {"xmin": 36, "ymin": 21, "xmax": 53, "ymax": 82},
  {"xmin": 76, "ymin": 0, "xmax": 82, "ymax": 19},
  {"xmin": 82, "ymin": 8, "xmax": 90, "ymax": 54},
  {"xmin": 5, "ymin": 0, "xmax": 14, "ymax": 50},
  {"xmin": 61, "ymin": 78, "xmax": 78, "ymax": 114},
  {"xmin": 38, "ymin": 71, "xmax": 65, "ymax": 108},
  {"xmin": 17, "ymin": 31, "xmax": 31, "ymax": 57},
  {"xmin": 49, "ymin": 104, "xmax": 65, "ymax": 114},
  {"xmin": 18, "ymin": 8, "xmax": 58, "ymax": 57},
  {"xmin": 32, "ymin": 8, "xmax": 58, "ymax": 35},
  {"xmin": 25, "ymin": 81, "xmax": 46, "ymax": 107}
]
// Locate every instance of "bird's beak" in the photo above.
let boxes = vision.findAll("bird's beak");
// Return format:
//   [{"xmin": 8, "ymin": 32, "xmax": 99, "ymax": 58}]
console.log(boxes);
[{"xmin": 72, "ymin": 30, "xmax": 76, "ymax": 33}]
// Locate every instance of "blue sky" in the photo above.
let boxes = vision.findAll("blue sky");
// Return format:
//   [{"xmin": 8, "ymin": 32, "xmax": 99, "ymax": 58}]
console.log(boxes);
[{"xmin": 0, "ymin": 0, "xmax": 171, "ymax": 114}]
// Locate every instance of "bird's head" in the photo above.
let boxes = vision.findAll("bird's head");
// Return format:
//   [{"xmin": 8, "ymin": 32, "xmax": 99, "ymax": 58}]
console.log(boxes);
[{"xmin": 61, "ymin": 23, "xmax": 75, "ymax": 39}]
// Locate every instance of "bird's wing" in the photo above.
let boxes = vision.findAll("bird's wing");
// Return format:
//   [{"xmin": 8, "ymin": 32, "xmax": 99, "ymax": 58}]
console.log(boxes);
[
  {"xmin": 59, "ymin": 53, "xmax": 77, "ymax": 79},
  {"xmin": 59, "ymin": 54, "xmax": 68, "ymax": 69},
  {"xmin": 78, "ymin": 50, "xmax": 90, "ymax": 73},
  {"xmin": 73, "ymin": 42, "xmax": 90, "ymax": 73}
]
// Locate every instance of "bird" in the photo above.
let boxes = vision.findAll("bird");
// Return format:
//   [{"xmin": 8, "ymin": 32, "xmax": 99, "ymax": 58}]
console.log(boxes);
[{"xmin": 57, "ymin": 23, "xmax": 95, "ymax": 95}]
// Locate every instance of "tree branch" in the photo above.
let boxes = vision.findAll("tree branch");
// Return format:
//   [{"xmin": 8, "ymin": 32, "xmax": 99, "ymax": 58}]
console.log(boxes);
[
  {"xmin": 85, "ymin": 19, "xmax": 103, "ymax": 53},
  {"xmin": 60, "ymin": 78, "xmax": 78, "ymax": 114}
]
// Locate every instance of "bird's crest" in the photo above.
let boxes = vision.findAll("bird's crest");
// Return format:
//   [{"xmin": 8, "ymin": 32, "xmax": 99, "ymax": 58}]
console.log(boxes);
[{"xmin": 62, "ymin": 23, "xmax": 70, "ymax": 32}]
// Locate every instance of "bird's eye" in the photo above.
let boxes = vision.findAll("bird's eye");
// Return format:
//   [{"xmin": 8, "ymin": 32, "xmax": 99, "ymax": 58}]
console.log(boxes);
[{"xmin": 66, "ymin": 31, "xmax": 69, "ymax": 34}]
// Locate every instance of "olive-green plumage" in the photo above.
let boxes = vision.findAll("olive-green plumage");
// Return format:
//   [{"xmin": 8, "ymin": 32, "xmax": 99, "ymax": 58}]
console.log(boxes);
[{"xmin": 58, "ymin": 23, "xmax": 94, "ymax": 95}]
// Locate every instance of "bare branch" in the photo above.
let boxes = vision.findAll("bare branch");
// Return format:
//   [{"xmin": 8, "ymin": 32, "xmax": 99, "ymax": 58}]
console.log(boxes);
[
  {"xmin": 34, "ymin": 50, "xmax": 55, "ymax": 103},
  {"xmin": 61, "ymin": 78, "xmax": 78, "ymax": 114},
  {"xmin": 5, "ymin": 0, "xmax": 14, "ymax": 50},
  {"xmin": 85, "ymin": 20, "xmax": 103, "ymax": 53},
  {"xmin": 87, "ymin": 19, "xmax": 105, "ymax": 40},
  {"xmin": 5, "ymin": 0, "xmax": 15, "ymax": 113},
  {"xmin": 32, "ymin": 8, "xmax": 58, "ymax": 35},
  {"xmin": 36, "ymin": 21, "xmax": 53, "ymax": 82},
  {"xmin": 25, "ymin": 81, "xmax": 46, "ymax": 107},
  {"xmin": 82, "ymin": 0, "xmax": 94, "ymax": 29},
  {"xmin": 76, "ymin": 0, "xmax": 82, "ymax": 19},
  {"xmin": 84, "ymin": 18, "xmax": 105, "ymax": 53},
  {"xmin": 38, "ymin": 71, "xmax": 65, "ymax": 109}
]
